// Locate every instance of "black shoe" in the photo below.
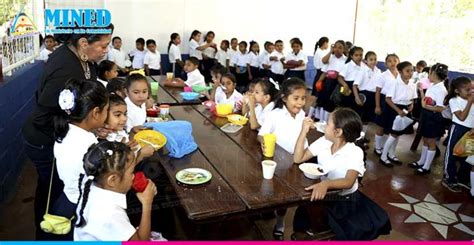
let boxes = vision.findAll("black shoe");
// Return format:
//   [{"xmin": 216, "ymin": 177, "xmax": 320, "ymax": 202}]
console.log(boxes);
[
  {"xmin": 273, "ymin": 226, "xmax": 284, "ymax": 241},
  {"xmin": 388, "ymin": 155, "xmax": 402, "ymax": 165},
  {"xmin": 374, "ymin": 148, "xmax": 382, "ymax": 156},
  {"xmin": 442, "ymin": 179, "xmax": 462, "ymax": 193},
  {"xmin": 379, "ymin": 158, "xmax": 394, "ymax": 167},
  {"xmin": 415, "ymin": 168, "xmax": 430, "ymax": 175},
  {"xmin": 409, "ymin": 161, "xmax": 422, "ymax": 168}
]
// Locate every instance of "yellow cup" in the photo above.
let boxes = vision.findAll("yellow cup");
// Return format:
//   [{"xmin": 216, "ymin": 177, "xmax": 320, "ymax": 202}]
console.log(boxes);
[
  {"xmin": 263, "ymin": 134, "xmax": 277, "ymax": 157},
  {"xmin": 166, "ymin": 72, "xmax": 174, "ymax": 81}
]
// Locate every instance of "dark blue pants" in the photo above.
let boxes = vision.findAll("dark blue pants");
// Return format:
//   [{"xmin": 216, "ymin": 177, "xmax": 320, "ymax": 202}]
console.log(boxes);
[{"xmin": 444, "ymin": 122, "xmax": 471, "ymax": 184}]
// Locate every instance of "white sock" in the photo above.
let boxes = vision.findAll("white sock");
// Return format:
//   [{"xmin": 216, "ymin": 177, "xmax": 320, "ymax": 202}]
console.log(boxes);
[
  {"xmin": 383, "ymin": 134, "xmax": 388, "ymax": 144},
  {"xmin": 418, "ymin": 146, "xmax": 428, "ymax": 165},
  {"xmin": 381, "ymin": 135, "xmax": 397, "ymax": 161},
  {"xmin": 423, "ymin": 150, "xmax": 436, "ymax": 170},
  {"xmin": 275, "ymin": 212, "xmax": 285, "ymax": 232},
  {"xmin": 470, "ymin": 171, "xmax": 474, "ymax": 196},
  {"xmin": 375, "ymin": 135, "xmax": 384, "ymax": 150},
  {"xmin": 388, "ymin": 137, "xmax": 399, "ymax": 157}
]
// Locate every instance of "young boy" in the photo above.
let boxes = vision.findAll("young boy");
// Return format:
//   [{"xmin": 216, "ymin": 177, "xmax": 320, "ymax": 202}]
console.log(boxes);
[
  {"xmin": 129, "ymin": 38, "xmax": 146, "ymax": 70},
  {"xmin": 164, "ymin": 57, "xmax": 205, "ymax": 88},
  {"xmin": 216, "ymin": 40, "xmax": 230, "ymax": 69},
  {"xmin": 144, "ymin": 39, "xmax": 162, "ymax": 76},
  {"xmin": 108, "ymin": 36, "xmax": 130, "ymax": 76},
  {"xmin": 38, "ymin": 35, "xmax": 56, "ymax": 62},
  {"xmin": 268, "ymin": 40, "xmax": 285, "ymax": 83}
]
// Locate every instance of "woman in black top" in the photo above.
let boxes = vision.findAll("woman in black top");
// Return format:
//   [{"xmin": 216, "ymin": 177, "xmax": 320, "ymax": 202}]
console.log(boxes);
[{"xmin": 22, "ymin": 25, "xmax": 113, "ymax": 240}]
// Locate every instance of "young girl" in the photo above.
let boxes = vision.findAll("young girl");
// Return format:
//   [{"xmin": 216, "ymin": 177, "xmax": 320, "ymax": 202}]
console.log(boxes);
[
  {"xmin": 125, "ymin": 74, "xmax": 149, "ymax": 131},
  {"xmin": 379, "ymin": 61, "xmax": 417, "ymax": 167},
  {"xmin": 228, "ymin": 38, "xmax": 239, "ymax": 73},
  {"xmin": 202, "ymin": 31, "xmax": 218, "ymax": 82},
  {"xmin": 53, "ymin": 79, "xmax": 109, "ymax": 239},
  {"xmin": 106, "ymin": 78, "xmax": 127, "ymax": 99},
  {"xmin": 268, "ymin": 40, "xmax": 286, "ymax": 84},
  {"xmin": 412, "ymin": 63, "xmax": 449, "ymax": 174},
  {"xmin": 215, "ymin": 40, "xmax": 230, "ymax": 69},
  {"xmin": 188, "ymin": 30, "xmax": 215, "ymax": 66},
  {"xmin": 232, "ymin": 41, "xmax": 250, "ymax": 91},
  {"xmin": 168, "ymin": 33, "xmax": 184, "ymax": 79},
  {"xmin": 353, "ymin": 51, "xmax": 381, "ymax": 123},
  {"xmin": 373, "ymin": 54, "xmax": 400, "ymax": 156},
  {"xmin": 144, "ymin": 39, "xmax": 161, "ymax": 76},
  {"xmin": 247, "ymin": 41, "xmax": 260, "ymax": 81},
  {"xmin": 292, "ymin": 108, "xmax": 391, "ymax": 240},
  {"xmin": 315, "ymin": 40, "xmax": 347, "ymax": 122},
  {"xmin": 310, "ymin": 37, "xmax": 329, "ymax": 120},
  {"xmin": 283, "ymin": 39, "xmax": 307, "ymax": 81},
  {"xmin": 258, "ymin": 41, "xmax": 274, "ymax": 78},
  {"xmin": 165, "ymin": 57, "xmax": 205, "ymax": 88},
  {"xmin": 98, "ymin": 60, "xmax": 118, "ymax": 87},
  {"xmin": 443, "ymin": 76, "xmax": 473, "ymax": 192},
  {"xmin": 338, "ymin": 46, "xmax": 364, "ymax": 110},
  {"xmin": 211, "ymin": 73, "xmax": 243, "ymax": 112},
  {"xmin": 74, "ymin": 141, "xmax": 158, "ymax": 241},
  {"xmin": 242, "ymin": 78, "xmax": 278, "ymax": 130}
]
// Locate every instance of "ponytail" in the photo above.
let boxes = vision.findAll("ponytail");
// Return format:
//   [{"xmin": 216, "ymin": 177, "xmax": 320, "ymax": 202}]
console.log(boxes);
[
  {"xmin": 75, "ymin": 175, "xmax": 93, "ymax": 228},
  {"xmin": 345, "ymin": 46, "xmax": 363, "ymax": 64},
  {"xmin": 314, "ymin": 36, "xmax": 329, "ymax": 54},
  {"xmin": 168, "ymin": 33, "xmax": 179, "ymax": 53},
  {"xmin": 189, "ymin": 30, "xmax": 200, "ymax": 41}
]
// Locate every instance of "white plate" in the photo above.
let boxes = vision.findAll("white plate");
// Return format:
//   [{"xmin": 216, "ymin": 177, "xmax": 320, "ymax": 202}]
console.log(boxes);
[
  {"xmin": 176, "ymin": 168, "xmax": 212, "ymax": 185},
  {"xmin": 299, "ymin": 163, "xmax": 326, "ymax": 179}
]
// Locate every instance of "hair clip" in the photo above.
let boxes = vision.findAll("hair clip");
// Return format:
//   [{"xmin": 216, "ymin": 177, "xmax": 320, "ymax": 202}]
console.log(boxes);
[
  {"xmin": 87, "ymin": 175, "xmax": 94, "ymax": 181},
  {"xmin": 106, "ymin": 149, "xmax": 113, "ymax": 156},
  {"xmin": 269, "ymin": 78, "xmax": 280, "ymax": 91},
  {"xmin": 129, "ymin": 69, "xmax": 145, "ymax": 76}
]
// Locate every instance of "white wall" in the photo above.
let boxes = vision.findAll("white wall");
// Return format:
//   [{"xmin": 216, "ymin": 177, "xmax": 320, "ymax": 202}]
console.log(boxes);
[{"xmin": 105, "ymin": 0, "xmax": 356, "ymax": 56}]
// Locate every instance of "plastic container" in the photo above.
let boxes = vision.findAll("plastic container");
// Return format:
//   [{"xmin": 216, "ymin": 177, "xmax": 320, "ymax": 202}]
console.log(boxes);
[{"xmin": 180, "ymin": 92, "xmax": 200, "ymax": 100}]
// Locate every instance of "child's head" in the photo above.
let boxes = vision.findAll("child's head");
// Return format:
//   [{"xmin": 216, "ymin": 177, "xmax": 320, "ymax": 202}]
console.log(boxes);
[
  {"xmin": 333, "ymin": 40, "xmax": 345, "ymax": 57},
  {"xmin": 190, "ymin": 30, "xmax": 201, "ymax": 42},
  {"xmin": 184, "ymin": 57, "xmax": 200, "ymax": 73},
  {"xmin": 397, "ymin": 61, "xmax": 414, "ymax": 81},
  {"xmin": 326, "ymin": 108, "xmax": 362, "ymax": 143},
  {"xmin": 44, "ymin": 35, "xmax": 55, "ymax": 50},
  {"xmin": 112, "ymin": 36, "xmax": 122, "ymax": 49},
  {"xmin": 385, "ymin": 53, "xmax": 400, "ymax": 71},
  {"xmin": 346, "ymin": 46, "xmax": 363, "ymax": 65},
  {"xmin": 55, "ymin": 79, "xmax": 109, "ymax": 142},
  {"xmin": 220, "ymin": 40, "xmax": 229, "ymax": 50},
  {"xmin": 135, "ymin": 38, "xmax": 145, "ymax": 51},
  {"xmin": 274, "ymin": 78, "xmax": 307, "ymax": 116},
  {"xmin": 98, "ymin": 60, "xmax": 118, "ymax": 81},
  {"xmin": 76, "ymin": 141, "xmax": 134, "ymax": 227},
  {"xmin": 344, "ymin": 41, "xmax": 353, "ymax": 54},
  {"xmin": 429, "ymin": 63, "xmax": 448, "ymax": 82},
  {"xmin": 249, "ymin": 41, "xmax": 259, "ymax": 54},
  {"xmin": 416, "ymin": 60, "xmax": 428, "ymax": 73},
  {"xmin": 248, "ymin": 80, "xmax": 257, "ymax": 94},
  {"xmin": 106, "ymin": 94, "xmax": 127, "ymax": 131},
  {"xmin": 146, "ymin": 39, "xmax": 156, "ymax": 53},
  {"xmin": 274, "ymin": 40, "xmax": 284, "ymax": 52},
  {"xmin": 230, "ymin": 38, "xmax": 238, "ymax": 49},
  {"xmin": 264, "ymin": 41, "xmax": 274, "ymax": 53},
  {"xmin": 168, "ymin": 33, "xmax": 181, "ymax": 52},
  {"xmin": 314, "ymin": 36, "xmax": 329, "ymax": 53},
  {"xmin": 364, "ymin": 51, "xmax": 377, "ymax": 68},
  {"xmin": 204, "ymin": 31, "xmax": 215, "ymax": 43},
  {"xmin": 238, "ymin": 41, "xmax": 248, "ymax": 54},
  {"xmin": 291, "ymin": 39, "xmax": 303, "ymax": 54},
  {"xmin": 254, "ymin": 79, "xmax": 279, "ymax": 105},
  {"xmin": 211, "ymin": 64, "xmax": 227, "ymax": 83},
  {"xmin": 221, "ymin": 73, "xmax": 237, "ymax": 96},
  {"xmin": 446, "ymin": 76, "xmax": 471, "ymax": 102},
  {"xmin": 106, "ymin": 78, "xmax": 127, "ymax": 98},
  {"xmin": 126, "ymin": 74, "xmax": 149, "ymax": 107}
]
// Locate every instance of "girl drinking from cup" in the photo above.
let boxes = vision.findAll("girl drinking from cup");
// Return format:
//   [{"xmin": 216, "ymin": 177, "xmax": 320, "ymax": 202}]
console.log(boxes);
[{"xmin": 242, "ymin": 78, "xmax": 279, "ymax": 130}]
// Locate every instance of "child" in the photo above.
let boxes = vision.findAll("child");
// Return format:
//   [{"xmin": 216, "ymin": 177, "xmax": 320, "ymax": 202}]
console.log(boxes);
[
  {"xmin": 232, "ymin": 41, "xmax": 250, "ymax": 91},
  {"xmin": 412, "ymin": 60, "xmax": 428, "ymax": 82},
  {"xmin": 125, "ymin": 74, "xmax": 149, "ymax": 131},
  {"xmin": 129, "ymin": 38, "xmax": 146, "ymax": 70},
  {"xmin": 242, "ymin": 78, "xmax": 278, "ymax": 130},
  {"xmin": 215, "ymin": 40, "xmax": 230, "ymax": 69},
  {"xmin": 38, "ymin": 35, "xmax": 55, "ymax": 62},
  {"xmin": 164, "ymin": 57, "xmax": 205, "ymax": 88},
  {"xmin": 292, "ymin": 108, "xmax": 391, "ymax": 240},
  {"xmin": 309, "ymin": 37, "xmax": 329, "ymax": 120},
  {"xmin": 53, "ymin": 79, "xmax": 109, "ymax": 239},
  {"xmin": 212, "ymin": 73, "xmax": 243, "ymax": 112},
  {"xmin": 283, "ymin": 39, "xmax": 307, "ymax": 81},
  {"xmin": 144, "ymin": 39, "xmax": 162, "ymax": 76},
  {"xmin": 268, "ymin": 40, "xmax": 286, "ymax": 84},
  {"xmin": 188, "ymin": 30, "xmax": 215, "ymax": 63},
  {"xmin": 202, "ymin": 31, "xmax": 218, "ymax": 82},
  {"xmin": 443, "ymin": 76, "xmax": 473, "ymax": 192},
  {"xmin": 228, "ymin": 38, "xmax": 239, "ymax": 72},
  {"xmin": 247, "ymin": 41, "xmax": 260, "ymax": 81},
  {"xmin": 379, "ymin": 61, "xmax": 417, "ymax": 167},
  {"xmin": 338, "ymin": 46, "xmax": 364, "ymax": 110},
  {"xmin": 373, "ymin": 54, "xmax": 400, "ymax": 156},
  {"xmin": 98, "ymin": 60, "xmax": 118, "ymax": 87},
  {"xmin": 168, "ymin": 33, "xmax": 184, "ymax": 79},
  {"xmin": 107, "ymin": 78, "xmax": 127, "ymax": 99},
  {"xmin": 353, "ymin": 51, "xmax": 381, "ymax": 124},
  {"xmin": 74, "ymin": 141, "xmax": 158, "ymax": 241},
  {"xmin": 108, "ymin": 36, "xmax": 130, "ymax": 76},
  {"xmin": 258, "ymin": 41, "xmax": 274, "ymax": 78},
  {"xmin": 412, "ymin": 63, "xmax": 449, "ymax": 174}
]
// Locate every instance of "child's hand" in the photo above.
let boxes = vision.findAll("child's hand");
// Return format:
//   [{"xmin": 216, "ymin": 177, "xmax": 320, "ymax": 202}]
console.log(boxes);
[
  {"xmin": 355, "ymin": 96, "xmax": 363, "ymax": 106},
  {"xmin": 374, "ymin": 106, "xmax": 382, "ymax": 115},
  {"xmin": 137, "ymin": 180, "xmax": 157, "ymax": 206},
  {"xmin": 139, "ymin": 145, "xmax": 155, "ymax": 158},
  {"xmin": 131, "ymin": 126, "xmax": 147, "ymax": 135},
  {"xmin": 146, "ymin": 98, "xmax": 155, "ymax": 109},
  {"xmin": 126, "ymin": 139, "xmax": 139, "ymax": 149},
  {"xmin": 468, "ymin": 94, "xmax": 474, "ymax": 104},
  {"xmin": 248, "ymin": 94, "xmax": 256, "ymax": 107},
  {"xmin": 302, "ymin": 117, "xmax": 315, "ymax": 134},
  {"xmin": 398, "ymin": 109, "xmax": 407, "ymax": 117},
  {"xmin": 260, "ymin": 142, "xmax": 266, "ymax": 154},
  {"xmin": 305, "ymin": 182, "xmax": 328, "ymax": 201},
  {"xmin": 94, "ymin": 127, "xmax": 113, "ymax": 139}
]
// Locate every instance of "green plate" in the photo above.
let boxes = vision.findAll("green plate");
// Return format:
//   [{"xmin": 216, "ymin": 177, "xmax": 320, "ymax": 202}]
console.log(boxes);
[{"xmin": 176, "ymin": 168, "xmax": 212, "ymax": 185}]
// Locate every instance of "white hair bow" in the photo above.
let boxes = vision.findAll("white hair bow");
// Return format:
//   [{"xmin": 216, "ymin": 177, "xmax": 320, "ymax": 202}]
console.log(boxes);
[{"xmin": 269, "ymin": 78, "xmax": 280, "ymax": 90}]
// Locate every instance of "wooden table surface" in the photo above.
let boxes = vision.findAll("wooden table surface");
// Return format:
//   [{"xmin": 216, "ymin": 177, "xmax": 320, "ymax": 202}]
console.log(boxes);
[{"xmin": 151, "ymin": 75, "xmax": 203, "ymax": 106}]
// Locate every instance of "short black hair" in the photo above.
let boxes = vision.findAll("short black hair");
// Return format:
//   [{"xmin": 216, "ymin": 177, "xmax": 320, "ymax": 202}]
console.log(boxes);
[
  {"xmin": 44, "ymin": 35, "xmax": 55, "ymax": 41},
  {"xmin": 112, "ymin": 36, "xmax": 121, "ymax": 43},
  {"xmin": 275, "ymin": 40, "xmax": 283, "ymax": 45},
  {"xmin": 125, "ymin": 73, "xmax": 148, "ymax": 89},
  {"xmin": 146, "ymin": 39, "xmax": 156, "ymax": 46},
  {"xmin": 106, "ymin": 78, "xmax": 126, "ymax": 94},
  {"xmin": 416, "ymin": 60, "xmax": 427, "ymax": 68},
  {"xmin": 98, "ymin": 60, "xmax": 116, "ymax": 81},
  {"xmin": 186, "ymin": 57, "xmax": 200, "ymax": 66},
  {"xmin": 108, "ymin": 93, "xmax": 126, "ymax": 107},
  {"xmin": 136, "ymin": 38, "xmax": 145, "ymax": 45},
  {"xmin": 331, "ymin": 108, "xmax": 362, "ymax": 143}
]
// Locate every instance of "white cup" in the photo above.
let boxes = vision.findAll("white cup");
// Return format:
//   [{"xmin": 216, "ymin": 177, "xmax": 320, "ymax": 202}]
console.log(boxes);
[{"xmin": 261, "ymin": 160, "xmax": 277, "ymax": 179}]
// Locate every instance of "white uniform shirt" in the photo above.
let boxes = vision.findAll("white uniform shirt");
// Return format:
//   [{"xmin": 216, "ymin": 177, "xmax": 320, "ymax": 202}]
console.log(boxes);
[
  {"xmin": 54, "ymin": 124, "xmax": 98, "ymax": 203},
  {"xmin": 357, "ymin": 65, "xmax": 381, "ymax": 92},
  {"xmin": 286, "ymin": 51, "xmax": 308, "ymax": 71},
  {"xmin": 258, "ymin": 50, "xmax": 270, "ymax": 69},
  {"xmin": 168, "ymin": 44, "xmax": 182, "ymax": 64},
  {"xmin": 269, "ymin": 51, "xmax": 285, "ymax": 75},
  {"xmin": 321, "ymin": 54, "xmax": 347, "ymax": 73},
  {"xmin": 128, "ymin": 49, "xmax": 146, "ymax": 69},
  {"xmin": 254, "ymin": 102, "xmax": 275, "ymax": 129},
  {"xmin": 425, "ymin": 82, "xmax": 448, "ymax": 107},
  {"xmin": 215, "ymin": 49, "xmax": 230, "ymax": 67},
  {"xmin": 125, "ymin": 97, "xmax": 146, "ymax": 132},
  {"xmin": 247, "ymin": 52, "xmax": 260, "ymax": 68},
  {"xmin": 202, "ymin": 45, "xmax": 216, "ymax": 59},
  {"xmin": 231, "ymin": 51, "xmax": 249, "ymax": 68},
  {"xmin": 184, "ymin": 69, "xmax": 206, "ymax": 87},
  {"xmin": 375, "ymin": 70, "xmax": 398, "ymax": 95},
  {"xmin": 74, "ymin": 185, "xmax": 136, "ymax": 241},
  {"xmin": 385, "ymin": 75, "xmax": 417, "ymax": 105},
  {"xmin": 258, "ymin": 106, "xmax": 308, "ymax": 154},
  {"xmin": 38, "ymin": 48, "xmax": 52, "ymax": 62},
  {"xmin": 449, "ymin": 96, "xmax": 474, "ymax": 128},
  {"xmin": 189, "ymin": 39, "xmax": 203, "ymax": 60},
  {"xmin": 339, "ymin": 60, "xmax": 365, "ymax": 82},
  {"xmin": 308, "ymin": 137, "xmax": 365, "ymax": 195},
  {"xmin": 228, "ymin": 48, "xmax": 238, "ymax": 66},
  {"xmin": 215, "ymin": 87, "xmax": 243, "ymax": 111},
  {"xmin": 144, "ymin": 51, "xmax": 161, "ymax": 70},
  {"xmin": 108, "ymin": 48, "xmax": 129, "ymax": 69},
  {"xmin": 313, "ymin": 48, "xmax": 329, "ymax": 70}
]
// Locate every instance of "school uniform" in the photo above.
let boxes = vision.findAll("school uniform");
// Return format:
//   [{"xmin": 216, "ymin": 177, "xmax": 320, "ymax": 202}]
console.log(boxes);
[
  {"xmin": 168, "ymin": 44, "xmax": 183, "ymax": 78},
  {"xmin": 418, "ymin": 82, "xmax": 448, "ymax": 138},
  {"xmin": 214, "ymin": 87, "xmax": 243, "ymax": 112},
  {"xmin": 373, "ymin": 70, "xmax": 397, "ymax": 127},
  {"xmin": 184, "ymin": 69, "xmax": 206, "ymax": 87},
  {"xmin": 125, "ymin": 97, "xmax": 146, "ymax": 132},
  {"xmin": 215, "ymin": 49, "xmax": 230, "ymax": 67},
  {"xmin": 444, "ymin": 96, "xmax": 474, "ymax": 184},
  {"xmin": 383, "ymin": 75, "xmax": 417, "ymax": 135},
  {"xmin": 258, "ymin": 106, "xmax": 308, "ymax": 154},
  {"xmin": 258, "ymin": 50, "xmax": 271, "ymax": 78},
  {"xmin": 38, "ymin": 48, "xmax": 52, "ymax": 62},
  {"xmin": 254, "ymin": 102, "xmax": 275, "ymax": 129},
  {"xmin": 231, "ymin": 51, "xmax": 250, "ymax": 88},
  {"xmin": 74, "ymin": 185, "xmax": 136, "ymax": 241},
  {"xmin": 356, "ymin": 65, "xmax": 381, "ymax": 123},
  {"xmin": 268, "ymin": 51, "xmax": 286, "ymax": 83},
  {"xmin": 144, "ymin": 51, "xmax": 161, "ymax": 76},
  {"xmin": 228, "ymin": 48, "xmax": 238, "ymax": 74},
  {"xmin": 285, "ymin": 51, "xmax": 307, "ymax": 81},
  {"xmin": 247, "ymin": 51, "xmax": 260, "ymax": 79},
  {"xmin": 202, "ymin": 45, "xmax": 217, "ymax": 82},
  {"xmin": 129, "ymin": 49, "xmax": 146, "ymax": 69},
  {"xmin": 317, "ymin": 54, "xmax": 347, "ymax": 112},
  {"xmin": 339, "ymin": 60, "xmax": 365, "ymax": 110},
  {"xmin": 311, "ymin": 48, "xmax": 328, "ymax": 96},
  {"xmin": 189, "ymin": 39, "xmax": 203, "ymax": 60},
  {"xmin": 108, "ymin": 48, "xmax": 129, "ymax": 75}
]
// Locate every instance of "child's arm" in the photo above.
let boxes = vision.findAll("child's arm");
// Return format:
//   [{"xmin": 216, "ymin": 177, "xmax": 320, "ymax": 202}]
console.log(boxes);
[
  {"xmin": 385, "ymin": 96, "xmax": 406, "ymax": 117},
  {"xmin": 246, "ymin": 96, "xmax": 261, "ymax": 130},
  {"xmin": 375, "ymin": 87, "xmax": 382, "ymax": 115},
  {"xmin": 144, "ymin": 64, "xmax": 150, "ymax": 76},
  {"xmin": 294, "ymin": 118, "xmax": 315, "ymax": 163},
  {"xmin": 321, "ymin": 48, "xmax": 332, "ymax": 64},
  {"xmin": 163, "ymin": 78, "xmax": 186, "ymax": 88},
  {"xmin": 453, "ymin": 95, "xmax": 474, "ymax": 121},
  {"xmin": 129, "ymin": 180, "xmax": 156, "ymax": 241},
  {"xmin": 247, "ymin": 63, "xmax": 252, "ymax": 81},
  {"xmin": 210, "ymin": 81, "xmax": 221, "ymax": 101},
  {"xmin": 353, "ymin": 85, "xmax": 363, "ymax": 106},
  {"xmin": 305, "ymin": 170, "xmax": 358, "ymax": 201},
  {"xmin": 419, "ymin": 88, "xmax": 445, "ymax": 113},
  {"xmin": 337, "ymin": 75, "xmax": 351, "ymax": 96}
]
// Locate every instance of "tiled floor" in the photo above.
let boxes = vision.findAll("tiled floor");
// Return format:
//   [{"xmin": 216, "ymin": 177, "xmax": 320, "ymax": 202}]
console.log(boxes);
[{"xmin": 0, "ymin": 125, "xmax": 473, "ymax": 240}]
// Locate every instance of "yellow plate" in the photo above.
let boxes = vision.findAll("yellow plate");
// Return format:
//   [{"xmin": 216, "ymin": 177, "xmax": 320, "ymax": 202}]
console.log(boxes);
[
  {"xmin": 227, "ymin": 114, "xmax": 248, "ymax": 126},
  {"xmin": 134, "ymin": 130, "xmax": 167, "ymax": 150}
]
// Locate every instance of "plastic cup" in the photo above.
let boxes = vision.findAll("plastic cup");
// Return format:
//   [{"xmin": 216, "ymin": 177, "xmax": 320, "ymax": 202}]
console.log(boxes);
[
  {"xmin": 261, "ymin": 160, "xmax": 277, "ymax": 179},
  {"xmin": 166, "ymin": 72, "xmax": 174, "ymax": 81},
  {"xmin": 263, "ymin": 133, "xmax": 277, "ymax": 157},
  {"xmin": 159, "ymin": 104, "xmax": 170, "ymax": 116},
  {"xmin": 150, "ymin": 82, "xmax": 159, "ymax": 96}
]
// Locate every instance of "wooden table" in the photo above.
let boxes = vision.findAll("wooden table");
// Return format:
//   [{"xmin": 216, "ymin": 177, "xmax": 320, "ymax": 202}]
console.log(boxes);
[{"xmin": 151, "ymin": 75, "xmax": 204, "ymax": 106}]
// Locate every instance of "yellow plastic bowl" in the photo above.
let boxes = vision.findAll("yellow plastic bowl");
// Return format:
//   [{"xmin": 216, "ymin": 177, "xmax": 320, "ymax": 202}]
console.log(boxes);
[
  {"xmin": 227, "ymin": 114, "xmax": 248, "ymax": 126},
  {"xmin": 216, "ymin": 104, "xmax": 233, "ymax": 117},
  {"xmin": 134, "ymin": 130, "xmax": 167, "ymax": 150}
]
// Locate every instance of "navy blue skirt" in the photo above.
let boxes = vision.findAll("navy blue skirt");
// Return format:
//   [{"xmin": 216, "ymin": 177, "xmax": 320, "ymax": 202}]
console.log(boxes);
[
  {"xmin": 317, "ymin": 78, "xmax": 339, "ymax": 112},
  {"xmin": 360, "ymin": 90, "xmax": 376, "ymax": 123},
  {"xmin": 373, "ymin": 94, "xmax": 386, "ymax": 127},
  {"xmin": 419, "ymin": 109, "xmax": 445, "ymax": 138},
  {"xmin": 341, "ymin": 80, "xmax": 356, "ymax": 110},
  {"xmin": 249, "ymin": 66, "xmax": 260, "ymax": 79},
  {"xmin": 285, "ymin": 70, "xmax": 306, "ymax": 81}
]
